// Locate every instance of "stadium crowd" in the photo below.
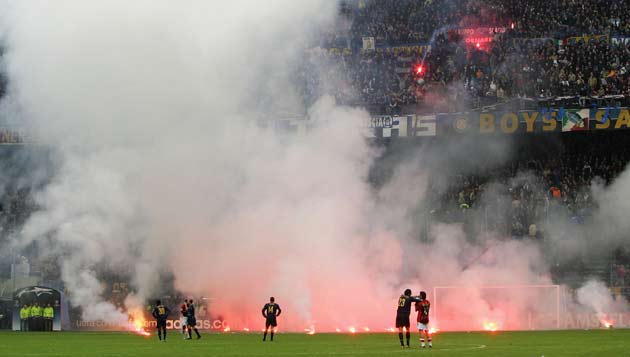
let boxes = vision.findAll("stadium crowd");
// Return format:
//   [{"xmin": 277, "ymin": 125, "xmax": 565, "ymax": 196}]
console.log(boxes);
[
  {"xmin": 299, "ymin": 0, "xmax": 630, "ymax": 112},
  {"xmin": 424, "ymin": 131, "xmax": 630, "ymax": 239}
]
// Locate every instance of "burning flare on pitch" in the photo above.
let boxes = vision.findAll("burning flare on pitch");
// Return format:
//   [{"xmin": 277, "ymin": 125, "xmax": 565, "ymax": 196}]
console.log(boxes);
[
  {"xmin": 128, "ymin": 308, "xmax": 151, "ymax": 337},
  {"xmin": 597, "ymin": 313, "xmax": 614, "ymax": 328},
  {"xmin": 483, "ymin": 320, "xmax": 499, "ymax": 332},
  {"xmin": 599, "ymin": 316, "xmax": 614, "ymax": 329}
]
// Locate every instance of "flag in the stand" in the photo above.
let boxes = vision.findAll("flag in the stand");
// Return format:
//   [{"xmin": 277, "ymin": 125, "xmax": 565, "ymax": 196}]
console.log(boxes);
[{"xmin": 561, "ymin": 109, "xmax": 589, "ymax": 132}]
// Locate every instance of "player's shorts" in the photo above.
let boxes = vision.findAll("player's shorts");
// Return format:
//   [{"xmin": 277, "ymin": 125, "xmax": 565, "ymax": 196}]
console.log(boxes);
[
  {"xmin": 395, "ymin": 315, "xmax": 410, "ymax": 328},
  {"xmin": 157, "ymin": 320, "xmax": 167, "ymax": 329},
  {"xmin": 188, "ymin": 317, "xmax": 197, "ymax": 327},
  {"xmin": 181, "ymin": 317, "xmax": 188, "ymax": 326},
  {"xmin": 265, "ymin": 318, "xmax": 277, "ymax": 328},
  {"xmin": 416, "ymin": 322, "xmax": 429, "ymax": 330}
]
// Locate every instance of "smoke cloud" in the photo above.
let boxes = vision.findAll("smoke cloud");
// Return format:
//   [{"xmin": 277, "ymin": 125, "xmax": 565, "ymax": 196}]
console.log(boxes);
[
  {"xmin": 1, "ymin": 0, "xmax": 398, "ymax": 330},
  {"xmin": 576, "ymin": 279, "xmax": 628, "ymax": 326}
]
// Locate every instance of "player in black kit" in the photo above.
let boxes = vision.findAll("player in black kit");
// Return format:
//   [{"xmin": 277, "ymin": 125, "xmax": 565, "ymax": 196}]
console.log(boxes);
[
  {"xmin": 151, "ymin": 300, "xmax": 171, "ymax": 342},
  {"xmin": 396, "ymin": 289, "xmax": 421, "ymax": 348},
  {"xmin": 186, "ymin": 299, "xmax": 201, "ymax": 340},
  {"xmin": 262, "ymin": 297, "xmax": 282, "ymax": 342}
]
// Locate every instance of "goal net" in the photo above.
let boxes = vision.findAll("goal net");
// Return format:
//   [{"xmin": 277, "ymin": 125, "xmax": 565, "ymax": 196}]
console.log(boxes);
[{"xmin": 433, "ymin": 285, "xmax": 560, "ymax": 331}]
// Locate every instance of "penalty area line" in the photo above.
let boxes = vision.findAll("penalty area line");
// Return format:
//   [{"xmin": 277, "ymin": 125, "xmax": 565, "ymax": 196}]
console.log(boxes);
[{"xmin": 432, "ymin": 344, "xmax": 487, "ymax": 352}]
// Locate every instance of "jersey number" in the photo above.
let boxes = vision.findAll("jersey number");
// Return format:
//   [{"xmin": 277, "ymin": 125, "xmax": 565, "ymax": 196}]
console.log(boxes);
[
  {"xmin": 158, "ymin": 307, "xmax": 165, "ymax": 315},
  {"xmin": 268, "ymin": 306, "xmax": 274, "ymax": 314},
  {"xmin": 398, "ymin": 297, "xmax": 406, "ymax": 307}
]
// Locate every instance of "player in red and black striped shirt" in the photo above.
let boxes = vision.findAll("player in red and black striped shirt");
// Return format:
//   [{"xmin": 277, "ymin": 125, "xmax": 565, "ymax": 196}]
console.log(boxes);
[
  {"xmin": 414, "ymin": 291, "xmax": 432, "ymax": 348},
  {"xmin": 180, "ymin": 302, "xmax": 188, "ymax": 339}
]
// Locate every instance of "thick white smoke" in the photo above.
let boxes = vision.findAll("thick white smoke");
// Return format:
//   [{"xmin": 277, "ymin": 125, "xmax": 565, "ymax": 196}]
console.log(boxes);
[
  {"xmin": 1, "ymin": 0, "xmax": 402, "ymax": 329},
  {"xmin": 576, "ymin": 280, "xmax": 629, "ymax": 326}
]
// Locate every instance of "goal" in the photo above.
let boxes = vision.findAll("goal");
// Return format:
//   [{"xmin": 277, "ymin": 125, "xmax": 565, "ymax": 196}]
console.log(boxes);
[{"xmin": 433, "ymin": 285, "xmax": 560, "ymax": 331}]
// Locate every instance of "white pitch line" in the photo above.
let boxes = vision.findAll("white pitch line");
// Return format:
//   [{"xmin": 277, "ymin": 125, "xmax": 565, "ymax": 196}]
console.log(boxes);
[
  {"xmin": 432, "ymin": 344, "xmax": 487, "ymax": 352},
  {"xmin": 187, "ymin": 344, "xmax": 488, "ymax": 356}
]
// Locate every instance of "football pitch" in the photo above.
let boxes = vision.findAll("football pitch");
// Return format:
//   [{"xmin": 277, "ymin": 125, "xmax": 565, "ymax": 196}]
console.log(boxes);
[{"xmin": 1, "ymin": 329, "xmax": 629, "ymax": 356}]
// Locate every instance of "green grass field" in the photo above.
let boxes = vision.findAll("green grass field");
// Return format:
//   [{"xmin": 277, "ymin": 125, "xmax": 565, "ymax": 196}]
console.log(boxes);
[{"xmin": 0, "ymin": 329, "xmax": 628, "ymax": 356}]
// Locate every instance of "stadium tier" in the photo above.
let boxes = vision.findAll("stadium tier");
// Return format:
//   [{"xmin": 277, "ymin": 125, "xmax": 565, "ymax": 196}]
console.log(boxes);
[{"xmin": 299, "ymin": 0, "xmax": 630, "ymax": 114}]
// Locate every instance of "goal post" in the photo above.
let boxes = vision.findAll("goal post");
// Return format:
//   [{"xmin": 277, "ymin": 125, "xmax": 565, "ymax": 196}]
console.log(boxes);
[{"xmin": 433, "ymin": 285, "xmax": 560, "ymax": 331}]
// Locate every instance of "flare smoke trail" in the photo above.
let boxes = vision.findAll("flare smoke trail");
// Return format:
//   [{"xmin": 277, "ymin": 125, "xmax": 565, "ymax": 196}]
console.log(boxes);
[
  {"xmin": 0, "ymin": 0, "xmax": 397, "ymax": 330},
  {"xmin": 577, "ymin": 280, "xmax": 629, "ymax": 326},
  {"xmin": 0, "ymin": 0, "xmax": 628, "ymax": 332}
]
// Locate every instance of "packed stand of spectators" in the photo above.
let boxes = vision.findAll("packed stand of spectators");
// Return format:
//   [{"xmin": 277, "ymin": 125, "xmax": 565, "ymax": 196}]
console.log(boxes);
[
  {"xmin": 0, "ymin": 147, "xmax": 48, "ymax": 296},
  {"xmin": 298, "ymin": 0, "xmax": 630, "ymax": 112},
  {"xmin": 424, "ymin": 131, "xmax": 630, "ymax": 238},
  {"xmin": 348, "ymin": 0, "xmax": 630, "ymax": 43},
  {"xmin": 0, "ymin": 187, "xmax": 33, "ymax": 233},
  {"xmin": 612, "ymin": 247, "xmax": 630, "ymax": 292}
]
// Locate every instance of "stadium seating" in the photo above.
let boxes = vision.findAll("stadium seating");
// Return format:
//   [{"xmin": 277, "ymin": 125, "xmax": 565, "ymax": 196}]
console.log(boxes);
[{"xmin": 299, "ymin": 0, "xmax": 630, "ymax": 112}]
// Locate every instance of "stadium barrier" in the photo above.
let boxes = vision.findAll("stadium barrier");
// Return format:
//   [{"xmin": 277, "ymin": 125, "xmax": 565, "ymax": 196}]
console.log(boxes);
[
  {"xmin": 366, "ymin": 106, "xmax": 630, "ymax": 138},
  {"xmin": 262, "ymin": 104, "xmax": 630, "ymax": 139}
]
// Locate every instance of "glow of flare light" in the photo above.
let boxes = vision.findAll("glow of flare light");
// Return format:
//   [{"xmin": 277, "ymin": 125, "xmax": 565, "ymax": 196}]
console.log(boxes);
[
  {"xmin": 223, "ymin": 326, "xmax": 231, "ymax": 332},
  {"xmin": 483, "ymin": 321, "xmax": 499, "ymax": 332},
  {"xmin": 428, "ymin": 327, "xmax": 440, "ymax": 334},
  {"xmin": 304, "ymin": 326, "xmax": 316, "ymax": 335},
  {"xmin": 128, "ymin": 308, "xmax": 151, "ymax": 337},
  {"xmin": 602, "ymin": 320, "xmax": 614, "ymax": 328},
  {"xmin": 349, "ymin": 327, "xmax": 356, "ymax": 334}
]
